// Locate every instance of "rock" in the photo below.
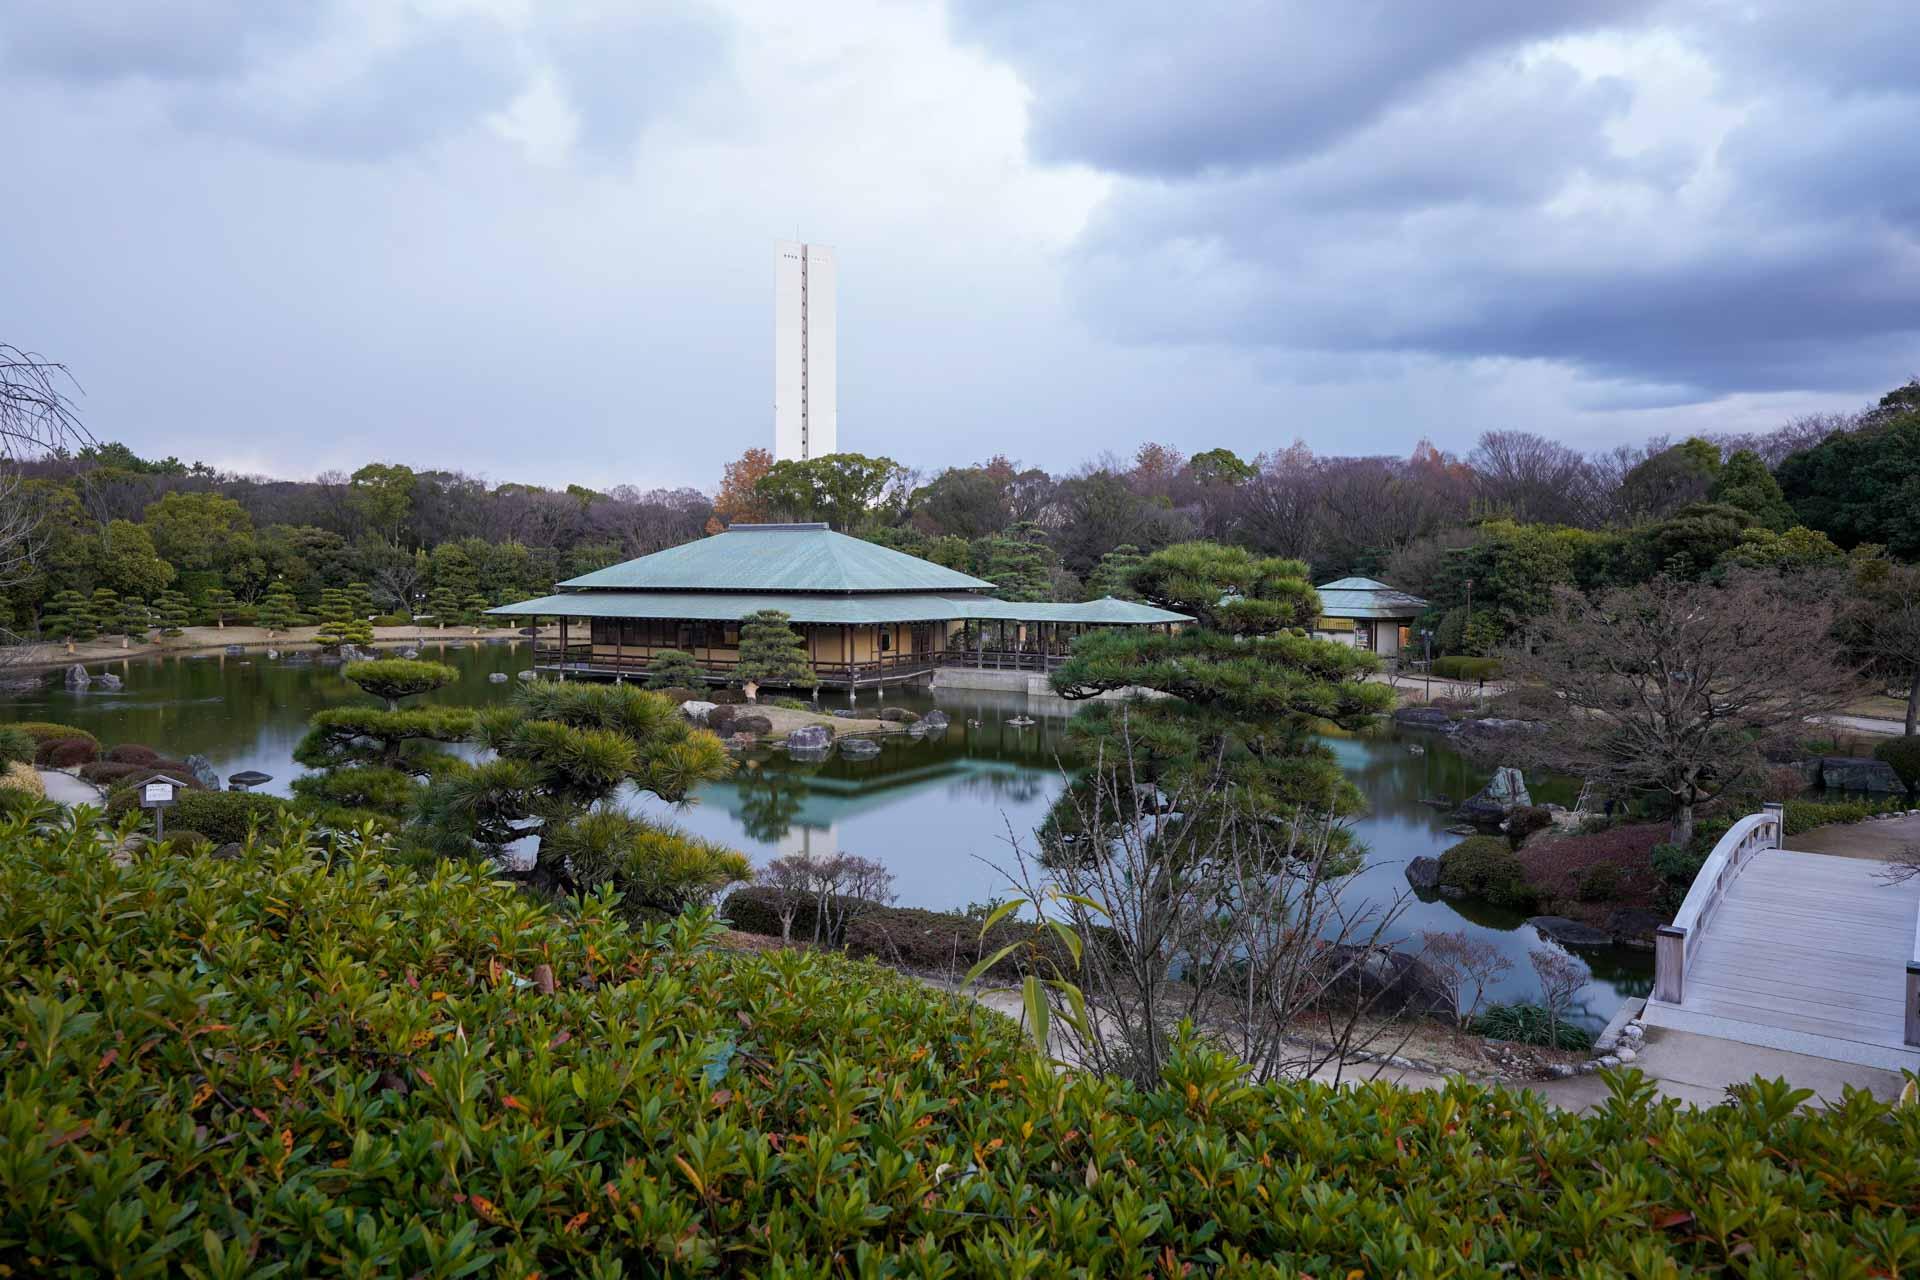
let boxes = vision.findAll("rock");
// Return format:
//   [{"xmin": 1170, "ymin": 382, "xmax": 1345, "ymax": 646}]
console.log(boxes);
[
  {"xmin": 1614, "ymin": 1046, "xmax": 1637, "ymax": 1063},
  {"xmin": 1320, "ymin": 945, "xmax": 1455, "ymax": 1019},
  {"xmin": 1404, "ymin": 856, "xmax": 1442, "ymax": 892},
  {"xmin": 516, "ymin": 669, "xmax": 537, "ymax": 681},
  {"xmin": 907, "ymin": 721, "xmax": 930, "ymax": 737},
  {"xmin": 921, "ymin": 709, "xmax": 950, "ymax": 729},
  {"xmin": 1597, "ymin": 1055, "xmax": 1621, "ymax": 1069},
  {"xmin": 1548, "ymin": 1063, "xmax": 1577, "ymax": 1079},
  {"xmin": 1456, "ymin": 765, "xmax": 1530, "ymax": 822},
  {"xmin": 1606, "ymin": 907, "xmax": 1667, "ymax": 950},
  {"xmin": 727, "ymin": 732, "xmax": 758, "ymax": 750},
  {"xmin": 831, "ymin": 709, "xmax": 859, "ymax": 718},
  {"xmin": 93, "ymin": 673, "xmax": 123, "ymax": 691},
  {"xmin": 733, "ymin": 714, "xmax": 773, "ymax": 737},
  {"xmin": 839, "ymin": 738, "xmax": 882, "ymax": 760},
  {"xmin": 1392, "ymin": 706, "xmax": 1454, "ymax": 731},
  {"xmin": 1527, "ymin": 916, "xmax": 1615, "ymax": 948},
  {"xmin": 785, "ymin": 725, "xmax": 832, "ymax": 752},
  {"xmin": 488, "ymin": 672, "xmax": 509, "ymax": 683},
  {"xmin": 65, "ymin": 664, "xmax": 90, "ymax": 689},
  {"xmin": 1816, "ymin": 755, "xmax": 1906, "ymax": 794},
  {"xmin": 265, "ymin": 648, "xmax": 280, "ymax": 660},
  {"xmin": 400, "ymin": 648, "xmax": 420, "ymax": 660},
  {"xmin": 1453, "ymin": 717, "xmax": 1543, "ymax": 742},
  {"xmin": 876, "ymin": 706, "xmax": 919, "ymax": 723},
  {"xmin": 210, "ymin": 842, "xmax": 243, "ymax": 861},
  {"xmin": 183, "ymin": 754, "xmax": 221, "ymax": 791},
  {"xmin": 680, "ymin": 700, "xmax": 719, "ymax": 726},
  {"xmin": 224, "ymin": 644, "xmax": 245, "ymax": 656}
]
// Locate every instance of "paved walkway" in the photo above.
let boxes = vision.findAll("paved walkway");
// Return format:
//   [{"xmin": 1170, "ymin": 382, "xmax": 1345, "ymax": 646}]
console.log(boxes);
[
  {"xmin": 37, "ymin": 769, "xmax": 104, "ymax": 807},
  {"xmin": 1535, "ymin": 1024, "xmax": 1906, "ymax": 1110}
]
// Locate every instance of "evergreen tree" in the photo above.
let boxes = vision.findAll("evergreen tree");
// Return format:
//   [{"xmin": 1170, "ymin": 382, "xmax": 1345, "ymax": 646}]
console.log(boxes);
[
  {"xmin": 41, "ymin": 590, "xmax": 97, "ymax": 644},
  {"xmin": 89, "ymin": 588, "xmax": 124, "ymax": 642},
  {"xmin": 982, "ymin": 521, "xmax": 1056, "ymax": 602},
  {"xmin": 416, "ymin": 681, "xmax": 745, "ymax": 913},
  {"xmin": 428, "ymin": 588, "xmax": 460, "ymax": 629},
  {"xmin": 316, "ymin": 615, "xmax": 375, "ymax": 651},
  {"xmin": 317, "ymin": 587, "xmax": 353, "ymax": 625},
  {"xmin": 119, "ymin": 597, "xmax": 153, "ymax": 642},
  {"xmin": 462, "ymin": 593, "xmax": 491, "ymax": 628},
  {"xmin": 343, "ymin": 658, "xmax": 458, "ymax": 710},
  {"xmin": 153, "ymin": 589, "xmax": 192, "ymax": 637},
  {"xmin": 346, "ymin": 581, "xmax": 377, "ymax": 619},
  {"xmin": 1086, "ymin": 544, "xmax": 1145, "ymax": 600},
  {"xmin": 734, "ymin": 609, "xmax": 815, "ymax": 698},
  {"xmin": 256, "ymin": 585, "xmax": 300, "ymax": 637},
  {"xmin": 1709, "ymin": 450, "xmax": 1796, "ymax": 532},
  {"xmin": 644, "ymin": 649, "xmax": 704, "ymax": 690},
  {"xmin": 202, "ymin": 587, "xmax": 240, "ymax": 628}
]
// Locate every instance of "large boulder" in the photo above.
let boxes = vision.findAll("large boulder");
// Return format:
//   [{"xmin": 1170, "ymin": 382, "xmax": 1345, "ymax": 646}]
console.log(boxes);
[
  {"xmin": 733, "ymin": 714, "xmax": 773, "ymax": 737},
  {"xmin": 182, "ymin": 754, "xmax": 221, "ymax": 792},
  {"xmin": 1404, "ymin": 856, "xmax": 1442, "ymax": 892},
  {"xmin": 785, "ymin": 724, "xmax": 832, "ymax": 752},
  {"xmin": 1392, "ymin": 707, "xmax": 1454, "ymax": 731},
  {"xmin": 488, "ymin": 672, "xmax": 508, "ymax": 683},
  {"xmin": 921, "ymin": 709, "xmax": 950, "ymax": 730},
  {"xmin": 1452, "ymin": 718, "xmax": 1541, "ymax": 744},
  {"xmin": 1456, "ymin": 766, "xmax": 1530, "ymax": 823},
  {"xmin": 876, "ymin": 706, "xmax": 919, "ymax": 723},
  {"xmin": 839, "ymin": 737, "xmax": 882, "ymax": 760},
  {"xmin": 1606, "ymin": 907, "xmax": 1667, "ymax": 950},
  {"xmin": 94, "ymin": 672, "xmax": 123, "ymax": 691},
  {"xmin": 1321, "ymin": 945, "xmax": 1455, "ymax": 1019},
  {"xmin": 65, "ymin": 664, "xmax": 90, "ymax": 689},
  {"xmin": 1816, "ymin": 755, "xmax": 1905, "ymax": 794},
  {"xmin": 1527, "ymin": 916, "xmax": 1615, "ymax": 948},
  {"xmin": 680, "ymin": 700, "xmax": 719, "ymax": 726}
]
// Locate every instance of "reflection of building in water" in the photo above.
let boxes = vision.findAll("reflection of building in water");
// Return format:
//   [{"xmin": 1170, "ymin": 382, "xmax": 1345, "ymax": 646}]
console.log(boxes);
[
  {"xmin": 777, "ymin": 823, "xmax": 838, "ymax": 860},
  {"xmin": 698, "ymin": 756, "xmax": 1056, "ymax": 841}
]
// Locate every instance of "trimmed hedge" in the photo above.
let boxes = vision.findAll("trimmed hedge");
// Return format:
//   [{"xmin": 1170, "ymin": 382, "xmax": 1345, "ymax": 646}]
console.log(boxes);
[
  {"xmin": 1433, "ymin": 655, "xmax": 1504, "ymax": 681},
  {"xmin": 0, "ymin": 760, "xmax": 46, "ymax": 798},
  {"xmin": 37, "ymin": 737, "xmax": 98, "ymax": 768},
  {"xmin": 1784, "ymin": 796, "xmax": 1909, "ymax": 837},
  {"xmin": 105, "ymin": 787, "xmax": 294, "ymax": 844},
  {"xmin": 6, "ymin": 721, "xmax": 97, "ymax": 749},
  {"xmin": 78, "ymin": 760, "xmax": 200, "ymax": 790},
  {"xmin": 1875, "ymin": 736, "xmax": 1920, "ymax": 793},
  {"xmin": 724, "ymin": 886, "xmax": 1041, "ymax": 978},
  {"xmin": 2, "ymin": 825, "xmax": 1918, "ymax": 1274},
  {"xmin": 0, "ymin": 726, "xmax": 35, "ymax": 767}
]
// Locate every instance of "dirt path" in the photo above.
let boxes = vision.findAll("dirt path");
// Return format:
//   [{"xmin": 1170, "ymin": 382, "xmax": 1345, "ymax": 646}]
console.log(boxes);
[{"xmin": 5, "ymin": 624, "xmax": 555, "ymax": 675}]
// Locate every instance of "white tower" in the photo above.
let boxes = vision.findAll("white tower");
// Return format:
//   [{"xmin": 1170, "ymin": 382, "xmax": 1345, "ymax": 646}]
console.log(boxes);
[{"xmin": 774, "ymin": 240, "xmax": 837, "ymax": 462}]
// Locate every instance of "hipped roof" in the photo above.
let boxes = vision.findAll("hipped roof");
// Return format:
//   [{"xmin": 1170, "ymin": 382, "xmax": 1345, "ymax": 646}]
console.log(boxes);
[
  {"xmin": 488, "ymin": 592, "xmax": 1191, "ymax": 626},
  {"xmin": 1315, "ymin": 576, "xmax": 1429, "ymax": 619},
  {"xmin": 559, "ymin": 523, "xmax": 994, "ymax": 593}
]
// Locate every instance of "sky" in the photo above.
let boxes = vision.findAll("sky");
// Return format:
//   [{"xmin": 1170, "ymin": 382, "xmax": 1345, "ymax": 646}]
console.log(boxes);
[{"xmin": 3, "ymin": 0, "xmax": 1916, "ymax": 491}]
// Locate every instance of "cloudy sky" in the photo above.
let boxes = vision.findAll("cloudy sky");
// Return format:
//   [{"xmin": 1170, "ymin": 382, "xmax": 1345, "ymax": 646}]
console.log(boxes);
[{"xmin": 3, "ymin": 0, "xmax": 1915, "ymax": 489}]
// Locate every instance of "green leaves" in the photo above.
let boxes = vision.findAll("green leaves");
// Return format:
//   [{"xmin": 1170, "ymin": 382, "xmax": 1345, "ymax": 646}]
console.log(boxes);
[{"xmin": 342, "ymin": 658, "xmax": 459, "ymax": 709}]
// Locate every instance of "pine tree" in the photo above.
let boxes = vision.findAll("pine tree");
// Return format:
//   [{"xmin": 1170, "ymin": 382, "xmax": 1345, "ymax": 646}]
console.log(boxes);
[
  {"xmin": 462, "ymin": 593, "xmax": 491, "ymax": 629},
  {"xmin": 346, "ymin": 581, "xmax": 377, "ymax": 620},
  {"xmin": 983, "ymin": 521, "xmax": 1057, "ymax": 602},
  {"xmin": 89, "ymin": 588, "xmax": 124, "ymax": 643},
  {"xmin": 428, "ymin": 588, "xmax": 460, "ymax": 629},
  {"xmin": 1709, "ymin": 449, "xmax": 1796, "ymax": 532},
  {"xmin": 202, "ymin": 587, "xmax": 240, "ymax": 628},
  {"xmin": 317, "ymin": 588, "xmax": 353, "ymax": 626},
  {"xmin": 1087, "ymin": 544, "xmax": 1145, "ymax": 600},
  {"xmin": 734, "ymin": 609, "xmax": 815, "ymax": 699},
  {"xmin": 644, "ymin": 649, "xmax": 704, "ymax": 691},
  {"xmin": 120, "ymin": 598, "xmax": 154, "ymax": 642},
  {"xmin": 316, "ymin": 614, "xmax": 375, "ymax": 652},
  {"xmin": 153, "ymin": 590, "xmax": 192, "ymax": 637},
  {"xmin": 256, "ymin": 586, "xmax": 300, "ymax": 637},
  {"xmin": 41, "ymin": 590, "xmax": 97, "ymax": 646}
]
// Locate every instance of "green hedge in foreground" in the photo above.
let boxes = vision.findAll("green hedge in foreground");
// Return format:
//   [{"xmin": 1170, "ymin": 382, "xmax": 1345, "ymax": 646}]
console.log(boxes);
[
  {"xmin": 3, "ymin": 818, "xmax": 1918, "ymax": 1275},
  {"xmin": 1432, "ymin": 655, "xmax": 1503, "ymax": 681}
]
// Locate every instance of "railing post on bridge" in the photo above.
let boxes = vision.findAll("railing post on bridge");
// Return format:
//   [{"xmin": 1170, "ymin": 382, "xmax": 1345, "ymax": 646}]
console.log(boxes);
[
  {"xmin": 1654, "ymin": 925, "xmax": 1687, "ymax": 1004},
  {"xmin": 1762, "ymin": 801, "xmax": 1784, "ymax": 848}
]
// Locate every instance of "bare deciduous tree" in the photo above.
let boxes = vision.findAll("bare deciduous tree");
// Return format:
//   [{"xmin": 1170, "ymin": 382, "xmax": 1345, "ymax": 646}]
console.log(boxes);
[
  {"xmin": 757, "ymin": 851, "xmax": 896, "ymax": 949},
  {"xmin": 0, "ymin": 346, "xmax": 89, "ymax": 607},
  {"xmin": 1500, "ymin": 571, "xmax": 1866, "ymax": 842},
  {"xmin": 1848, "ymin": 564, "xmax": 1920, "ymax": 736},
  {"xmin": 1420, "ymin": 930, "xmax": 1513, "ymax": 1028},
  {"xmin": 1528, "ymin": 947, "xmax": 1588, "ymax": 1049}
]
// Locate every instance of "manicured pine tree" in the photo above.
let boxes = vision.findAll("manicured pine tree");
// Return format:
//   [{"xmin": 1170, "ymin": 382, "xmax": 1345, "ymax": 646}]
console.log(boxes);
[
  {"xmin": 982, "ymin": 521, "xmax": 1056, "ymax": 602},
  {"xmin": 461, "ymin": 592, "xmax": 491, "ymax": 629},
  {"xmin": 734, "ymin": 609, "xmax": 815, "ymax": 700},
  {"xmin": 41, "ymin": 590, "xmax": 97, "ymax": 648},
  {"xmin": 293, "ymin": 659, "xmax": 470, "ymax": 821},
  {"xmin": 153, "ymin": 590, "xmax": 192, "ymax": 637},
  {"xmin": 89, "ymin": 589, "xmax": 124, "ymax": 645},
  {"xmin": 316, "ymin": 587, "xmax": 352, "ymax": 625},
  {"xmin": 346, "ymin": 581, "xmax": 377, "ymax": 620},
  {"xmin": 1086, "ymin": 544, "xmax": 1145, "ymax": 600},
  {"xmin": 119, "ymin": 597, "xmax": 153, "ymax": 643},
  {"xmin": 256, "ymin": 586, "xmax": 300, "ymax": 637},
  {"xmin": 428, "ymin": 588, "xmax": 460, "ymax": 629},
  {"xmin": 644, "ymin": 648, "xmax": 704, "ymax": 691},
  {"xmin": 315, "ymin": 613, "xmax": 375, "ymax": 652},
  {"xmin": 202, "ymin": 587, "xmax": 240, "ymax": 628}
]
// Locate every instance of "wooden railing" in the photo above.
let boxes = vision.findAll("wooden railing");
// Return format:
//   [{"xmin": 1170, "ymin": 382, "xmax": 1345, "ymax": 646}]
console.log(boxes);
[
  {"xmin": 1653, "ymin": 803, "xmax": 1784, "ymax": 1005},
  {"xmin": 1908, "ymin": 906, "xmax": 1920, "ymax": 1047},
  {"xmin": 533, "ymin": 643, "xmax": 1069, "ymax": 684}
]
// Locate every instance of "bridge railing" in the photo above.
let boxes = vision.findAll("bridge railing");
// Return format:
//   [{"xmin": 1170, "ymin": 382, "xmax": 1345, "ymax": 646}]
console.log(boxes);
[
  {"xmin": 1653, "ymin": 803, "xmax": 1785, "ymax": 1005},
  {"xmin": 1908, "ymin": 907, "xmax": 1920, "ymax": 1046}
]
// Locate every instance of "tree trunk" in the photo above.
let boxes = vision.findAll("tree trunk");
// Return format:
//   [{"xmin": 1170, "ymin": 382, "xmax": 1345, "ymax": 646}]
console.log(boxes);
[
  {"xmin": 1907, "ymin": 668, "xmax": 1919, "ymax": 737},
  {"xmin": 1671, "ymin": 801, "xmax": 1695, "ymax": 846}
]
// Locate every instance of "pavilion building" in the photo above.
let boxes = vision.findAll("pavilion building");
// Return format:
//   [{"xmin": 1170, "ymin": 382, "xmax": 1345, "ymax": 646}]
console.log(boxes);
[
  {"xmin": 488, "ymin": 523, "xmax": 1190, "ymax": 690},
  {"xmin": 1310, "ymin": 576, "xmax": 1428, "ymax": 657}
]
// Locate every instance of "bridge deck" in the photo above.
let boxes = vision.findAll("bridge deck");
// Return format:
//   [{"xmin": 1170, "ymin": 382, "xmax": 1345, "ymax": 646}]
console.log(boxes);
[{"xmin": 1644, "ymin": 848, "xmax": 1920, "ymax": 1071}]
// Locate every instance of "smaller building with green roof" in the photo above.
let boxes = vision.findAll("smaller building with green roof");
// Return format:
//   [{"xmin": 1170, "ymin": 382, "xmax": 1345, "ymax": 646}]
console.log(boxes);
[
  {"xmin": 489, "ymin": 523, "xmax": 1190, "ymax": 689},
  {"xmin": 1311, "ymin": 576, "xmax": 1428, "ymax": 657}
]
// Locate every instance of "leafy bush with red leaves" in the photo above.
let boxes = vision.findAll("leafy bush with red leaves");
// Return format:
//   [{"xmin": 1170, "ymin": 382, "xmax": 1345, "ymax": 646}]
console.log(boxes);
[{"xmin": 36, "ymin": 737, "xmax": 98, "ymax": 768}]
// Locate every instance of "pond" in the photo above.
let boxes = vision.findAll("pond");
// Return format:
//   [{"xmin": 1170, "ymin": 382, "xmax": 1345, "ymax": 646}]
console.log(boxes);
[{"xmin": 5, "ymin": 640, "xmax": 1651, "ymax": 1028}]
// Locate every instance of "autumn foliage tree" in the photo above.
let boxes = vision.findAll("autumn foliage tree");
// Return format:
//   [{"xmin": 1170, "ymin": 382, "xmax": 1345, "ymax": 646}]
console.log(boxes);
[{"xmin": 708, "ymin": 447, "xmax": 775, "ymax": 532}]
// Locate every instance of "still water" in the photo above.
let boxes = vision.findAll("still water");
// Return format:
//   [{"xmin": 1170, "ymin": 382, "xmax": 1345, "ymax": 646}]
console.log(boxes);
[{"xmin": 5, "ymin": 640, "xmax": 1650, "ymax": 1027}]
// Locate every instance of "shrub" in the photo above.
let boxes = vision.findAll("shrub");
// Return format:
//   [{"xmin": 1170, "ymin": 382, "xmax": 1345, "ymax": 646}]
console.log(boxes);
[
  {"xmin": 1784, "ymin": 797, "xmax": 1907, "ymax": 836},
  {"xmin": 1874, "ymin": 736, "xmax": 1920, "ymax": 793},
  {"xmin": 105, "ymin": 787, "xmax": 293, "ymax": 844},
  {"xmin": 1472, "ymin": 1002, "xmax": 1594, "ymax": 1051},
  {"xmin": 0, "ymin": 760, "xmax": 46, "ymax": 798},
  {"xmin": 1438, "ymin": 835, "xmax": 1535, "ymax": 908},
  {"xmin": 0, "ymin": 726, "xmax": 36, "ymax": 767},
  {"xmin": 770, "ymin": 696, "xmax": 810, "ymax": 711},
  {"xmin": 706, "ymin": 704, "xmax": 739, "ymax": 734},
  {"xmin": 8, "ymin": 721, "xmax": 97, "ymax": 749},
  {"xmin": 372, "ymin": 612, "xmax": 412, "ymax": 626},
  {"xmin": 725, "ymin": 886, "xmax": 1045, "ymax": 979},
  {"xmin": 1505, "ymin": 804, "xmax": 1554, "ymax": 848},
  {"xmin": 78, "ymin": 760, "xmax": 199, "ymax": 790},
  {"xmin": 1576, "ymin": 862, "xmax": 1623, "ymax": 902},
  {"xmin": 1433, "ymin": 655, "xmax": 1504, "ymax": 681},
  {"xmin": 103, "ymin": 742, "xmax": 161, "ymax": 765},
  {"xmin": 643, "ymin": 648, "xmax": 704, "ymax": 691},
  {"xmin": 2, "ymin": 827, "xmax": 1915, "ymax": 1273},
  {"xmin": 158, "ymin": 829, "xmax": 212, "ymax": 851},
  {"xmin": 37, "ymin": 737, "xmax": 98, "ymax": 768}
]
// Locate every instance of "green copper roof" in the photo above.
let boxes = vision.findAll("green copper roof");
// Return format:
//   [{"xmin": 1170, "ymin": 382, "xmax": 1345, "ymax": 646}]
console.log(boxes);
[
  {"xmin": 489, "ymin": 591, "xmax": 1191, "ymax": 626},
  {"xmin": 1315, "ymin": 577, "xmax": 1428, "ymax": 619},
  {"xmin": 559, "ymin": 523, "xmax": 995, "ymax": 593}
]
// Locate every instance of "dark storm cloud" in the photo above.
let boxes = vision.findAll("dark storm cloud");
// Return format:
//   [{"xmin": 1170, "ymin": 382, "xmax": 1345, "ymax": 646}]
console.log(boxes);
[
  {"xmin": 960, "ymin": 0, "xmax": 1920, "ymax": 399},
  {"xmin": 951, "ymin": 0, "xmax": 1652, "ymax": 175}
]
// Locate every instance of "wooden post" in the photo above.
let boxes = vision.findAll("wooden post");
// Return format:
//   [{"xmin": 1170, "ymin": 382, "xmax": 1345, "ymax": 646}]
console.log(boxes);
[
  {"xmin": 559, "ymin": 616, "xmax": 568, "ymax": 681},
  {"xmin": 1762, "ymin": 801, "xmax": 1784, "ymax": 848},
  {"xmin": 1655, "ymin": 924, "xmax": 1687, "ymax": 1004}
]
